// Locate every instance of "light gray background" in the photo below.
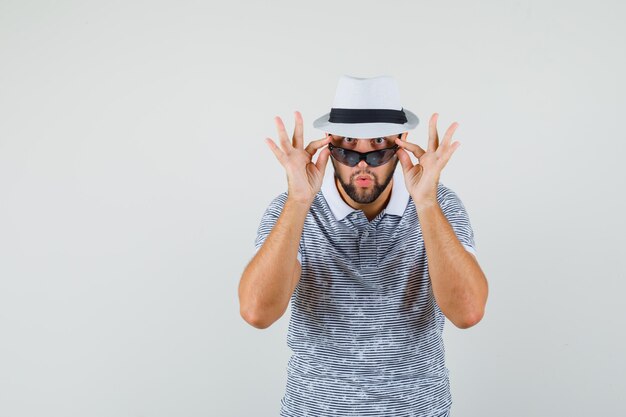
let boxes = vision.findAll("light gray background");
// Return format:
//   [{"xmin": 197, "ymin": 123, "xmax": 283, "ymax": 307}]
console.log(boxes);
[{"xmin": 1, "ymin": 1, "xmax": 624, "ymax": 416}]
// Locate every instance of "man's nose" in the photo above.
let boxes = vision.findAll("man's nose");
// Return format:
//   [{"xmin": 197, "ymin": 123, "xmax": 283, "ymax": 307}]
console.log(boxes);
[{"xmin": 357, "ymin": 158, "xmax": 369, "ymax": 169}]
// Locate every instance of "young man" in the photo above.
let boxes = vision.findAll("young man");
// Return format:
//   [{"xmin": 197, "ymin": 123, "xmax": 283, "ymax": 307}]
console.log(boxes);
[{"xmin": 239, "ymin": 75, "xmax": 488, "ymax": 417}]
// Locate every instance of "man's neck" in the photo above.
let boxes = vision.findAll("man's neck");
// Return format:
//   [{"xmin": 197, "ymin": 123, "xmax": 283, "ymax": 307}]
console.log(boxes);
[{"xmin": 336, "ymin": 178, "xmax": 393, "ymax": 222}]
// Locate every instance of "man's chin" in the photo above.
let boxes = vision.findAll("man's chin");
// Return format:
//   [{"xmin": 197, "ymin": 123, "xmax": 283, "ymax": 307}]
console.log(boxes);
[{"xmin": 348, "ymin": 186, "xmax": 379, "ymax": 203}]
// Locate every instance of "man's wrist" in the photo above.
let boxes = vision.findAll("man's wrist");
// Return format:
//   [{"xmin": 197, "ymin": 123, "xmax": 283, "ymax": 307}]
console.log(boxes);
[
  {"xmin": 285, "ymin": 196, "xmax": 313, "ymax": 211},
  {"xmin": 412, "ymin": 196, "xmax": 439, "ymax": 213}
]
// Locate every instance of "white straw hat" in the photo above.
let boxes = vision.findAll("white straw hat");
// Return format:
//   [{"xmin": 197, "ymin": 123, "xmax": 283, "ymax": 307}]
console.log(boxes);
[{"xmin": 313, "ymin": 74, "xmax": 419, "ymax": 138}]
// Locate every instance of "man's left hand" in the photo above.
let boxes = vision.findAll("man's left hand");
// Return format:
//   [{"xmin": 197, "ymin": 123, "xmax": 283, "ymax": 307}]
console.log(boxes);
[{"xmin": 395, "ymin": 112, "xmax": 461, "ymax": 211}]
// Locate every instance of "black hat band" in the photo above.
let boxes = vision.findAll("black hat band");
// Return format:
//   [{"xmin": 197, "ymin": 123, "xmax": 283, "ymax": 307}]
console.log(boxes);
[{"xmin": 328, "ymin": 108, "xmax": 407, "ymax": 124}]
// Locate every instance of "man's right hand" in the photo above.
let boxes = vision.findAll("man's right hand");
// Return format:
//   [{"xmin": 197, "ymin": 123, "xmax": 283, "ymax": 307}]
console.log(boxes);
[{"xmin": 265, "ymin": 111, "xmax": 331, "ymax": 205}]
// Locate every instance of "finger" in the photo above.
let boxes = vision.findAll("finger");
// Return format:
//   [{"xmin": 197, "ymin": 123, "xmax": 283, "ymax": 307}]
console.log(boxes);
[
  {"xmin": 315, "ymin": 147, "xmax": 331, "ymax": 174},
  {"xmin": 274, "ymin": 116, "xmax": 293, "ymax": 154},
  {"xmin": 395, "ymin": 148, "xmax": 414, "ymax": 176},
  {"xmin": 439, "ymin": 141, "xmax": 461, "ymax": 169},
  {"xmin": 292, "ymin": 111, "xmax": 304, "ymax": 149},
  {"xmin": 447, "ymin": 141, "xmax": 461, "ymax": 159},
  {"xmin": 265, "ymin": 137, "xmax": 286, "ymax": 165},
  {"xmin": 437, "ymin": 122, "xmax": 459, "ymax": 158},
  {"xmin": 305, "ymin": 136, "xmax": 331, "ymax": 156},
  {"xmin": 428, "ymin": 113, "xmax": 439, "ymax": 153},
  {"xmin": 395, "ymin": 138, "xmax": 426, "ymax": 158},
  {"xmin": 443, "ymin": 122, "xmax": 459, "ymax": 146}
]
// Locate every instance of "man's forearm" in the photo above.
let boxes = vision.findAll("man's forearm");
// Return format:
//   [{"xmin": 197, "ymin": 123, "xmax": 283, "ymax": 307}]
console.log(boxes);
[
  {"xmin": 238, "ymin": 198, "xmax": 309, "ymax": 328},
  {"xmin": 416, "ymin": 202, "xmax": 488, "ymax": 329}
]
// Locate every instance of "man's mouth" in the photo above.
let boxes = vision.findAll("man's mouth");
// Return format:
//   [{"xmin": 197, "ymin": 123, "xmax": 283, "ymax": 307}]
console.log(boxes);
[{"xmin": 355, "ymin": 176, "xmax": 373, "ymax": 186}]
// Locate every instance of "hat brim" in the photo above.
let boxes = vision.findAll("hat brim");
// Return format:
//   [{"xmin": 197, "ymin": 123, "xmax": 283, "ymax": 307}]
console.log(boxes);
[{"xmin": 312, "ymin": 108, "xmax": 419, "ymax": 138}]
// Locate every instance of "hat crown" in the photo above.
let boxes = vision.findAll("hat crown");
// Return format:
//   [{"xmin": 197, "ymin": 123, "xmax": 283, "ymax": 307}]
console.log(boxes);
[
  {"xmin": 332, "ymin": 75, "xmax": 402, "ymax": 110},
  {"xmin": 312, "ymin": 74, "xmax": 419, "ymax": 138}
]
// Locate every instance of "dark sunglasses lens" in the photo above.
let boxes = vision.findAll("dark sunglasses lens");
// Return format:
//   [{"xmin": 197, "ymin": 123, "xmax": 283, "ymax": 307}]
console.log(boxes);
[
  {"xmin": 332, "ymin": 148, "xmax": 359, "ymax": 167},
  {"xmin": 366, "ymin": 149, "xmax": 396, "ymax": 167}
]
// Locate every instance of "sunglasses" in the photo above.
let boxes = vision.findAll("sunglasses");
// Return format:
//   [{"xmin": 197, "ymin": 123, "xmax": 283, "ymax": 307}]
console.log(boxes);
[{"xmin": 328, "ymin": 142, "xmax": 399, "ymax": 167}]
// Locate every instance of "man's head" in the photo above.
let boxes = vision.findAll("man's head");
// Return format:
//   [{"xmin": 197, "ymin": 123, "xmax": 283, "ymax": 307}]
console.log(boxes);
[
  {"xmin": 326, "ymin": 132, "xmax": 408, "ymax": 204},
  {"xmin": 313, "ymin": 75, "xmax": 418, "ymax": 207}
]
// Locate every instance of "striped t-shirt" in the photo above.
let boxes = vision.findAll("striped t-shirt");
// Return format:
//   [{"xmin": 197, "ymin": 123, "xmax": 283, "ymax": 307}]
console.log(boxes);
[{"xmin": 254, "ymin": 166, "xmax": 477, "ymax": 417}]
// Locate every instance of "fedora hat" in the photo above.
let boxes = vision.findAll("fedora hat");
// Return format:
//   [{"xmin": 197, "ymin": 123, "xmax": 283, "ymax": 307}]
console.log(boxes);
[{"xmin": 312, "ymin": 74, "xmax": 419, "ymax": 139}]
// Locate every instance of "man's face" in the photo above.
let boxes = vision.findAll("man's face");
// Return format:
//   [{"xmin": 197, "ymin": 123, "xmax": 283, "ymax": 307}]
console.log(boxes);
[{"xmin": 327, "ymin": 133, "xmax": 405, "ymax": 204}]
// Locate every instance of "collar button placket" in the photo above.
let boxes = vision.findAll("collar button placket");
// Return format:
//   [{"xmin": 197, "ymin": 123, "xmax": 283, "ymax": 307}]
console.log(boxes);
[{"xmin": 359, "ymin": 228, "xmax": 378, "ymax": 272}]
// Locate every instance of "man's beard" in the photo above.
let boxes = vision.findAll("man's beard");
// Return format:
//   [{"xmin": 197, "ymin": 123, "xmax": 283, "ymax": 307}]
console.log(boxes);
[{"xmin": 332, "ymin": 158, "xmax": 398, "ymax": 204}]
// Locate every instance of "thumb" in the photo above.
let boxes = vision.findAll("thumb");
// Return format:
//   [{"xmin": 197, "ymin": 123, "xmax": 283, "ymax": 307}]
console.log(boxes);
[
  {"xmin": 396, "ymin": 148, "xmax": 413, "ymax": 175},
  {"xmin": 315, "ymin": 147, "xmax": 331, "ymax": 174}
]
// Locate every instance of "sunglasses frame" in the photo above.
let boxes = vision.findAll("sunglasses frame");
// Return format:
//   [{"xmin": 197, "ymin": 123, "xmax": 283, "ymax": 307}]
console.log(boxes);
[{"xmin": 327, "ymin": 142, "xmax": 400, "ymax": 167}]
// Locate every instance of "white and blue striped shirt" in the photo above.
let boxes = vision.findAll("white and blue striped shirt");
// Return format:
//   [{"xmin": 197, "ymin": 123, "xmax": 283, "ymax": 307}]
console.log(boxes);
[{"xmin": 254, "ymin": 166, "xmax": 477, "ymax": 416}]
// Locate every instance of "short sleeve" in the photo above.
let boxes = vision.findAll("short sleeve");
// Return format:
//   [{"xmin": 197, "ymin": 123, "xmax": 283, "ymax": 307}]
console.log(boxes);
[
  {"xmin": 437, "ymin": 185, "xmax": 477, "ymax": 257},
  {"xmin": 254, "ymin": 193, "xmax": 303, "ymax": 264}
]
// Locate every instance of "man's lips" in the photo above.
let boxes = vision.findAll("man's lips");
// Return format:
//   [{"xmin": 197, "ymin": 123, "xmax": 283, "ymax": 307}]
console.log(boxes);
[{"xmin": 355, "ymin": 176, "xmax": 373, "ymax": 186}]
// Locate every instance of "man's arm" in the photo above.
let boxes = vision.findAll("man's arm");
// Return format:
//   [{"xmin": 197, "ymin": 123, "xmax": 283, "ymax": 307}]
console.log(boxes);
[
  {"xmin": 238, "ymin": 198, "xmax": 308, "ymax": 329},
  {"xmin": 417, "ymin": 202, "xmax": 488, "ymax": 329},
  {"xmin": 392, "ymin": 113, "xmax": 488, "ymax": 328},
  {"xmin": 240, "ymin": 110, "xmax": 330, "ymax": 329}
]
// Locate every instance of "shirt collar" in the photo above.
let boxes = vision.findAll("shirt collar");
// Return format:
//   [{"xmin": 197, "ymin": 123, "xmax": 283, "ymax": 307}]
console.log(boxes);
[{"xmin": 321, "ymin": 165, "xmax": 410, "ymax": 221}]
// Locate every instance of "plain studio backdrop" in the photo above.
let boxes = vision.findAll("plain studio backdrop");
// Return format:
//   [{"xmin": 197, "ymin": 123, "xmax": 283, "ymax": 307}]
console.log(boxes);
[{"xmin": 1, "ymin": 1, "xmax": 624, "ymax": 416}]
